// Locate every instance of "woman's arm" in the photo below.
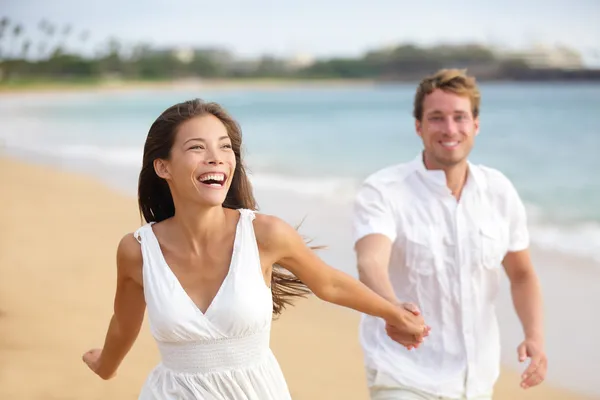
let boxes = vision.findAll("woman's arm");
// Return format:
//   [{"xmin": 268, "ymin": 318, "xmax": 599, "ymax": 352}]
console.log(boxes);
[
  {"xmin": 255, "ymin": 214, "xmax": 429, "ymax": 347},
  {"xmin": 82, "ymin": 233, "xmax": 146, "ymax": 379}
]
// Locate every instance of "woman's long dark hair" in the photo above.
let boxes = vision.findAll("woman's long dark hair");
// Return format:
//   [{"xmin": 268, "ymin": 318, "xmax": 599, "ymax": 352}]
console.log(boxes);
[{"xmin": 138, "ymin": 99, "xmax": 311, "ymax": 317}]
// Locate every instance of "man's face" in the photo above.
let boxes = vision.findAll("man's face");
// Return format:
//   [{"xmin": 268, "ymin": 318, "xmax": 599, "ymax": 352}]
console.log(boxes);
[{"xmin": 416, "ymin": 89, "xmax": 479, "ymax": 168}]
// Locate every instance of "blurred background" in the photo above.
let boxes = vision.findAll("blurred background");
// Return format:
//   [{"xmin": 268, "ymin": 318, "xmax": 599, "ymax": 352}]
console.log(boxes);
[{"xmin": 1, "ymin": 1, "xmax": 598, "ymax": 399}]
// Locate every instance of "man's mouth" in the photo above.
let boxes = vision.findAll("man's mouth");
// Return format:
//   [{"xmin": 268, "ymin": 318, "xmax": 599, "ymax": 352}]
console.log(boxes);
[{"xmin": 440, "ymin": 141, "xmax": 459, "ymax": 149}]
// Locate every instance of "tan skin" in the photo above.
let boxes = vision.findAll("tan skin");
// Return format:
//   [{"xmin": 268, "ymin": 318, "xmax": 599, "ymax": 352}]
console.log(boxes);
[
  {"xmin": 357, "ymin": 88, "xmax": 546, "ymax": 389},
  {"xmin": 82, "ymin": 114, "xmax": 429, "ymax": 380}
]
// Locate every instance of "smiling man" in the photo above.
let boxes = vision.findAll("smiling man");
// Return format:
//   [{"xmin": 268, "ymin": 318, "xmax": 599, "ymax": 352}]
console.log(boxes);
[{"xmin": 352, "ymin": 69, "xmax": 547, "ymax": 399}]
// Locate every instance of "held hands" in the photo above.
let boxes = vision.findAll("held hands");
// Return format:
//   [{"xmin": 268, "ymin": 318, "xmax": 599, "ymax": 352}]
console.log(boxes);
[
  {"xmin": 518, "ymin": 338, "xmax": 547, "ymax": 389},
  {"xmin": 82, "ymin": 348, "xmax": 115, "ymax": 380},
  {"xmin": 385, "ymin": 302, "xmax": 431, "ymax": 350}
]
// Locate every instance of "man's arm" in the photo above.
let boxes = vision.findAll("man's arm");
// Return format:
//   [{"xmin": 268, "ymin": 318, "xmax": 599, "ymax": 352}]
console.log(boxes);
[
  {"xmin": 355, "ymin": 234, "xmax": 398, "ymax": 304},
  {"xmin": 504, "ymin": 250, "xmax": 544, "ymax": 344},
  {"xmin": 500, "ymin": 173, "xmax": 547, "ymax": 389},
  {"xmin": 351, "ymin": 179, "xmax": 427, "ymax": 347},
  {"xmin": 352, "ymin": 178, "xmax": 399, "ymax": 303},
  {"xmin": 504, "ymin": 249, "xmax": 548, "ymax": 389},
  {"xmin": 503, "ymin": 249, "xmax": 546, "ymax": 389}
]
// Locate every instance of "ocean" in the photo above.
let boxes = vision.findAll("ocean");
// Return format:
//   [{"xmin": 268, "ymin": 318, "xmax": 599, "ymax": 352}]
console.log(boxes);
[{"xmin": 2, "ymin": 82, "xmax": 599, "ymax": 262}]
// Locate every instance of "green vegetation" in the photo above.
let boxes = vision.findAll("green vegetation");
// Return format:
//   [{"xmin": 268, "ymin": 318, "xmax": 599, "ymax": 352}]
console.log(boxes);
[{"xmin": 1, "ymin": 16, "xmax": 598, "ymax": 88}]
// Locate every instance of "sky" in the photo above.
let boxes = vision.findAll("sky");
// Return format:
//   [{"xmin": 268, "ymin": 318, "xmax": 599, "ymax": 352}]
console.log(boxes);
[{"xmin": 3, "ymin": 0, "xmax": 600, "ymax": 65}]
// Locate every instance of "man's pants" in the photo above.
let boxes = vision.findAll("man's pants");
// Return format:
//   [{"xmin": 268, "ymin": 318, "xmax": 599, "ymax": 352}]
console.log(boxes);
[{"xmin": 366, "ymin": 368, "xmax": 493, "ymax": 400}]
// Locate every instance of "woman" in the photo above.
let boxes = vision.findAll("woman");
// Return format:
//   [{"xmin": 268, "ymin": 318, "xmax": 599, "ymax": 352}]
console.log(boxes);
[{"xmin": 82, "ymin": 99, "xmax": 429, "ymax": 399}]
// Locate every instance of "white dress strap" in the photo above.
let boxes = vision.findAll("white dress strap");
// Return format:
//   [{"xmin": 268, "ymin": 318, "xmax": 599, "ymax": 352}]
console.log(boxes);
[
  {"xmin": 132, "ymin": 222, "xmax": 159, "ymax": 283},
  {"xmin": 238, "ymin": 208, "xmax": 256, "ymax": 221},
  {"xmin": 133, "ymin": 222, "xmax": 155, "ymax": 244},
  {"xmin": 232, "ymin": 208, "xmax": 266, "ymax": 287},
  {"xmin": 133, "ymin": 229, "xmax": 143, "ymax": 244}
]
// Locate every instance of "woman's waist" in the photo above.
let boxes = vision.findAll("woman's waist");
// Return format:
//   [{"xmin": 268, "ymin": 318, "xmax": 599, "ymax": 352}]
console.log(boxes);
[{"xmin": 156, "ymin": 330, "xmax": 272, "ymax": 373}]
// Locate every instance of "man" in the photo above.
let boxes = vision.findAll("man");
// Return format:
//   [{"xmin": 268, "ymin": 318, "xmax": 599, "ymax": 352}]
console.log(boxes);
[{"xmin": 352, "ymin": 69, "xmax": 546, "ymax": 399}]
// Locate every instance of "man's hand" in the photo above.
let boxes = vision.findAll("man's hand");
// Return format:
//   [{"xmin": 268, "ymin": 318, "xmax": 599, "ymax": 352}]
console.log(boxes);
[
  {"xmin": 385, "ymin": 302, "xmax": 430, "ymax": 350},
  {"xmin": 518, "ymin": 338, "xmax": 547, "ymax": 389},
  {"xmin": 402, "ymin": 302, "xmax": 421, "ymax": 316}
]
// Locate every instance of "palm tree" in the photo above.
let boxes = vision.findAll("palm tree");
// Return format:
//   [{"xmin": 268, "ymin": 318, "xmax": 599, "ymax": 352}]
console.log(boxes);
[
  {"xmin": 0, "ymin": 17, "xmax": 8, "ymax": 33},
  {"xmin": 11, "ymin": 23, "xmax": 23, "ymax": 60},
  {"xmin": 78, "ymin": 30, "xmax": 90, "ymax": 60},
  {"xmin": 58, "ymin": 23, "xmax": 72, "ymax": 55},
  {"xmin": 37, "ymin": 42, "xmax": 47, "ymax": 60},
  {"xmin": 0, "ymin": 16, "xmax": 9, "ymax": 77},
  {"xmin": 21, "ymin": 39, "xmax": 31, "ymax": 59},
  {"xmin": 38, "ymin": 19, "xmax": 49, "ymax": 59}
]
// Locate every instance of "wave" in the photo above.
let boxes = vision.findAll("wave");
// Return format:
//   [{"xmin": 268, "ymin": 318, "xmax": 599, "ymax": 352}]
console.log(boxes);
[
  {"xmin": 3, "ymin": 141, "xmax": 599, "ymax": 263},
  {"xmin": 528, "ymin": 221, "xmax": 600, "ymax": 262},
  {"xmin": 1, "ymin": 141, "xmax": 143, "ymax": 167},
  {"xmin": 52, "ymin": 144, "xmax": 143, "ymax": 166},
  {"xmin": 248, "ymin": 172, "xmax": 359, "ymax": 203}
]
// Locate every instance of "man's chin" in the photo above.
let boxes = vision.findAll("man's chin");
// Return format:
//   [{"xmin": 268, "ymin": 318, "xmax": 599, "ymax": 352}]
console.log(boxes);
[{"xmin": 433, "ymin": 149, "xmax": 469, "ymax": 165}]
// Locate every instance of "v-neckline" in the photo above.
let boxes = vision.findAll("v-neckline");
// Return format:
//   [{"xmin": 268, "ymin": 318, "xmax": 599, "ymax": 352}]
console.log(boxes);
[{"xmin": 147, "ymin": 210, "xmax": 243, "ymax": 317}]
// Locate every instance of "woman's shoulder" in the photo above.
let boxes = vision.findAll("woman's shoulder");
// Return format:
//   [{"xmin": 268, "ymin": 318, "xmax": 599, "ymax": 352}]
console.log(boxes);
[
  {"xmin": 252, "ymin": 212, "xmax": 302, "ymax": 251},
  {"xmin": 253, "ymin": 211, "xmax": 287, "ymax": 233},
  {"xmin": 116, "ymin": 230, "xmax": 144, "ymax": 274}
]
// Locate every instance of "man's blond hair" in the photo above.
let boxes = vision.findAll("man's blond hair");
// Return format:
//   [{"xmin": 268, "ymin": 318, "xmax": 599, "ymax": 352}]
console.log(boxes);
[{"xmin": 413, "ymin": 69, "xmax": 481, "ymax": 121}]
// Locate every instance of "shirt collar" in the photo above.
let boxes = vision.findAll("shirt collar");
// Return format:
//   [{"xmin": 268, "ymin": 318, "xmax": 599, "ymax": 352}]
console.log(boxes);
[{"xmin": 411, "ymin": 152, "xmax": 486, "ymax": 195}]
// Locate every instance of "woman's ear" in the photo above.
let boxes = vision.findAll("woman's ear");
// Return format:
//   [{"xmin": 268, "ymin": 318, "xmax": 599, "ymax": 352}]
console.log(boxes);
[{"xmin": 154, "ymin": 159, "xmax": 171, "ymax": 180}]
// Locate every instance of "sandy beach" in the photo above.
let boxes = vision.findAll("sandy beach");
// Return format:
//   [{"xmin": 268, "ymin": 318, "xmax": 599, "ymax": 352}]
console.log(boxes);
[{"xmin": 0, "ymin": 155, "xmax": 596, "ymax": 400}]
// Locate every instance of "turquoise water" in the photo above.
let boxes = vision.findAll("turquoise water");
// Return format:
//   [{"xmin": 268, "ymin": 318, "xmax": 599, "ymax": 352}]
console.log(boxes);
[{"xmin": 1, "ymin": 82, "xmax": 599, "ymax": 261}]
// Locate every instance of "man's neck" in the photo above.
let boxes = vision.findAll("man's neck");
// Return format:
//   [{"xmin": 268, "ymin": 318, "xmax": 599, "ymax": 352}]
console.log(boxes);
[
  {"xmin": 422, "ymin": 152, "xmax": 469, "ymax": 200},
  {"xmin": 445, "ymin": 164, "xmax": 468, "ymax": 200}
]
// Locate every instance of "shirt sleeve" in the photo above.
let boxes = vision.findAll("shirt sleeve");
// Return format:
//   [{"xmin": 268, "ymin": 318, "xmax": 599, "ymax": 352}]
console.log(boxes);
[
  {"xmin": 505, "ymin": 179, "xmax": 530, "ymax": 252},
  {"xmin": 352, "ymin": 180, "xmax": 397, "ymax": 244}
]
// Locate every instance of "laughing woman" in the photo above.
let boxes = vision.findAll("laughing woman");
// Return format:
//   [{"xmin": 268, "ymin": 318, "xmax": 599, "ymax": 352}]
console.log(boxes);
[{"xmin": 82, "ymin": 99, "xmax": 429, "ymax": 400}]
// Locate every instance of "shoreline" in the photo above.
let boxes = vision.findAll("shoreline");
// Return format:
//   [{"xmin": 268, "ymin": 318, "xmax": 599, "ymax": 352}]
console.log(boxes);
[
  {"xmin": 1, "ymin": 153, "xmax": 597, "ymax": 400},
  {"xmin": 2, "ymin": 77, "xmax": 599, "ymax": 97},
  {"xmin": 0, "ymin": 77, "xmax": 378, "ymax": 96}
]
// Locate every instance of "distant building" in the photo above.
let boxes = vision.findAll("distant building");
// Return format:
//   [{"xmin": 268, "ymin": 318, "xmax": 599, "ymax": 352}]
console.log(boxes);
[
  {"xmin": 145, "ymin": 46, "xmax": 234, "ymax": 65},
  {"xmin": 174, "ymin": 48, "xmax": 194, "ymax": 64},
  {"xmin": 286, "ymin": 53, "xmax": 315, "ymax": 69},
  {"xmin": 498, "ymin": 44, "xmax": 585, "ymax": 70}
]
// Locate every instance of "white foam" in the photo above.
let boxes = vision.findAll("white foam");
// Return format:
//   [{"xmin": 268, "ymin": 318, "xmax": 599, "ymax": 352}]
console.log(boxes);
[
  {"xmin": 54, "ymin": 145, "xmax": 143, "ymax": 167},
  {"xmin": 2, "ymin": 142, "xmax": 143, "ymax": 168},
  {"xmin": 529, "ymin": 222, "xmax": 600, "ymax": 263},
  {"xmin": 3, "ymin": 141, "xmax": 599, "ymax": 264},
  {"xmin": 248, "ymin": 172, "xmax": 358, "ymax": 204}
]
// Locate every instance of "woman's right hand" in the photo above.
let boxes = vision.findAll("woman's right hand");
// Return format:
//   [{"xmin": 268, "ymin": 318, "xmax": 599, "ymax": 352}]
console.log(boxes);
[
  {"xmin": 82, "ymin": 348, "xmax": 115, "ymax": 380},
  {"xmin": 385, "ymin": 302, "xmax": 430, "ymax": 350}
]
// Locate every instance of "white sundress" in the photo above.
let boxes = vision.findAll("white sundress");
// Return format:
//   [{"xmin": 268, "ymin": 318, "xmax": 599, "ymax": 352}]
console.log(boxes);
[{"xmin": 133, "ymin": 209, "xmax": 292, "ymax": 400}]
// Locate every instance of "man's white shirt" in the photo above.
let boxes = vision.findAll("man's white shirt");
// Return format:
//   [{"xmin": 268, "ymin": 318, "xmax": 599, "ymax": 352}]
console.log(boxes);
[{"xmin": 352, "ymin": 154, "xmax": 529, "ymax": 399}]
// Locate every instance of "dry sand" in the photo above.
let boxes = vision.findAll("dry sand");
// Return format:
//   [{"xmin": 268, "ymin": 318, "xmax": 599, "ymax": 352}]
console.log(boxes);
[{"xmin": 0, "ymin": 155, "xmax": 594, "ymax": 400}]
